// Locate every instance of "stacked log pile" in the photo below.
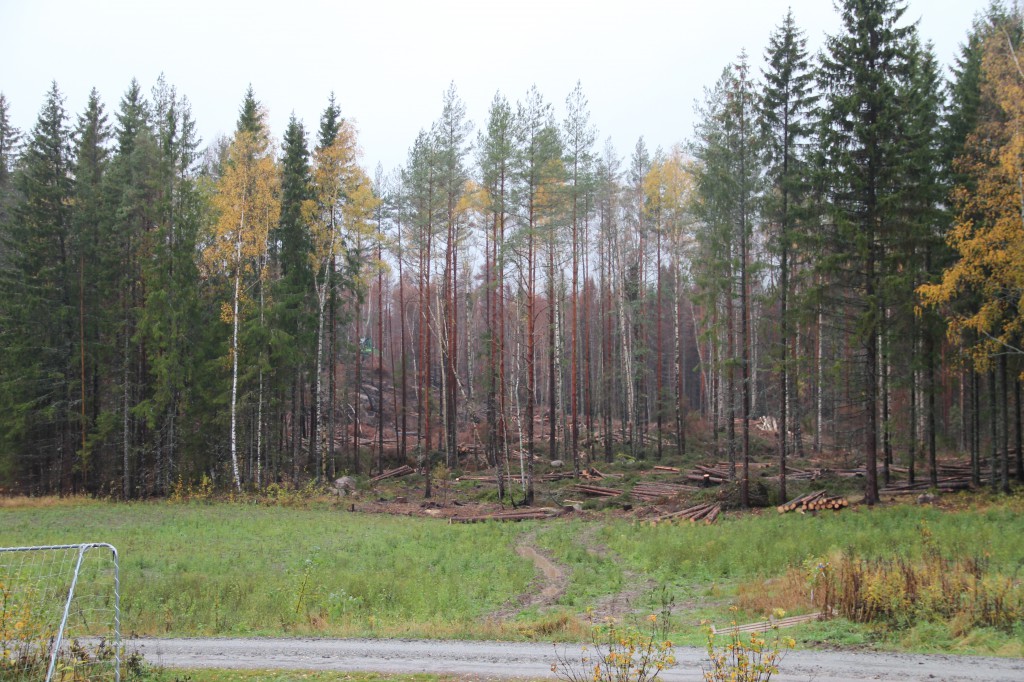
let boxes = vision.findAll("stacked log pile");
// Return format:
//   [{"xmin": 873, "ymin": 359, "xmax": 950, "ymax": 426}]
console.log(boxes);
[
  {"xmin": 449, "ymin": 508, "xmax": 562, "ymax": 524},
  {"xmin": 456, "ymin": 471, "xmax": 575, "ymax": 483},
  {"xmin": 879, "ymin": 461, "xmax": 991, "ymax": 495},
  {"xmin": 879, "ymin": 478, "xmax": 971, "ymax": 494},
  {"xmin": 631, "ymin": 482, "xmax": 699, "ymax": 502},
  {"xmin": 776, "ymin": 490, "xmax": 848, "ymax": 513},
  {"xmin": 649, "ymin": 502, "xmax": 722, "ymax": 525}
]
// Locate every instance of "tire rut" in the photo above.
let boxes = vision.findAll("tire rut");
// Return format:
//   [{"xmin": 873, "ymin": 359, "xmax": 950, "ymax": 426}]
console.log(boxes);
[
  {"xmin": 486, "ymin": 531, "xmax": 569, "ymax": 621},
  {"xmin": 576, "ymin": 525, "xmax": 656, "ymax": 621}
]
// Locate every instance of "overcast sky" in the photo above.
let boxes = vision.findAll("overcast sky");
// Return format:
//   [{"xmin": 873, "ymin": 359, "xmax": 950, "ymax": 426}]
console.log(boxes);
[{"xmin": 2, "ymin": 0, "xmax": 992, "ymax": 173}]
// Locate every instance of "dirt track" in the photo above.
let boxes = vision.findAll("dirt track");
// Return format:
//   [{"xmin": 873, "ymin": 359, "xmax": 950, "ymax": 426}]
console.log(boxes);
[{"xmin": 129, "ymin": 637, "xmax": 1024, "ymax": 681}]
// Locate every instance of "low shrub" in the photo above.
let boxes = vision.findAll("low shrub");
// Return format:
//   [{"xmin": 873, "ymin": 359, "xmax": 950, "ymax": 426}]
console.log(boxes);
[
  {"xmin": 814, "ymin": 523, "xmax": 1024, "ymax": 631},
  {"xmin": 552, "ymin": 613, "xmax": 676, "ymax": 682},
  {"xmin": 702, "ymin": 609, "xmax": 795, "ymax": 682}
]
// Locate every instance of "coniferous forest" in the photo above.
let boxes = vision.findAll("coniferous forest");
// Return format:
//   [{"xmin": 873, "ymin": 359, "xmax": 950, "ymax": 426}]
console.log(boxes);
[{"xmin": 1, "ymin": 0, "xmax": 1023, "ymax": 503}]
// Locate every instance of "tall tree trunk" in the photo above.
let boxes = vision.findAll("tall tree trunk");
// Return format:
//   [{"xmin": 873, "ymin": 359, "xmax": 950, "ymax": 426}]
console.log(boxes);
[
  {"xmin": 656, "ymin": 227, "xmax": 664, "ymax": 461},
  {"xmin": 740, "ymin": 197, "xmax": 750, "ymax": 508},
  {"xmin": 548, "ymin": 239, "xmax": 557, "ymax": 463},
  {"xmin": 330, "ymin": 280, "xmax": 340, "ymax": 478},
  {"xmin": 377, "ymin": 249, "xmax": 385, "ymax": 476},
  {"xmin": 1000, "ymin": 354, "xmax": 1010, "ymax": 494},
  {"xmin": 675, "ymin": 263, "xmax": 686, "ymax": 459},
  {"xmin": 864, "ymin": 244, "xmax": 879, "ymax": 506},
  {"xmin": 971, "ymin": 369, "xmax": 981, "ymax": 487},
  {"xmin": 990, "ymin": 369, "xmax": 998, "ymax": 492},
  {"xmin": 571, "ymin": 196, "xmax": 580, "ymax": 477},
  {"xmin": 398, "ymin": 221, "xmax": 408, "ymax": 465},
  {"xmin": 926, "ymin": 325, "xmax": 938, "ymax": 487},
  {"xmin": 229, "ymin": 237, "xmax": 242, "ymax": 491},
  {"xmin": 815, "ymin": 308, "xmax": 824, "ymax": 454},
  {"xmin": 1016, "ymin": 375, "xmax": 1023, "ymax": 484}
]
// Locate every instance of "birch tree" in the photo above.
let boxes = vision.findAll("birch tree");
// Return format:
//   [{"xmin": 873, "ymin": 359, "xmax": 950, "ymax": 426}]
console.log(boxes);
[{"xmin": 205, "ymin": 97, "xmax": 280, "ymax": 490}]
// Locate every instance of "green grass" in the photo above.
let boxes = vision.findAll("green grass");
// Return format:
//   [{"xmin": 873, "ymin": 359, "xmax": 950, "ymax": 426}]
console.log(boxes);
[
  {"xmin": 0, "ymin": 500, "xmax": 534, "ymax": 638},
  {"xmin": 2, "ymin": 495, "xmax": 1022, "ymax": 656},
  {"xmin": 597, "ymin": 503, "xmax": 1024, "ymax": 581},
  {"xmin": 532, "ymin": 498, "xmax": 1024, "ymax": 652},
  {"xmin": 533, "ymin": 521, "xmax": 625, "ymax": 608}
]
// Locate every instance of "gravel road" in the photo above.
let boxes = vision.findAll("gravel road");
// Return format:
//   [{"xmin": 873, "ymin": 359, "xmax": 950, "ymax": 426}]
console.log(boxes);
[{"xmin": 129, "ymin": 637, "xmax": 1024, "ymax": 681}]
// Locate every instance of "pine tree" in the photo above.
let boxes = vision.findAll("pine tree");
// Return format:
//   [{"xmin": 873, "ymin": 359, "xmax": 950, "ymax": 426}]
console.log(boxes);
[
  {"xmin": 625, "ymin": 138, "xmax": 650, "ymax": 458},
  {"xmin": 563, "ymin": 81, "xmax": 596, "ymax": 476},
  {"xmin": 513, "ymin": 86, "xmax": 562, "ymax": 504},
  {"xmin": 478, "ymin": 92, "xmax": 516, "ymax": 499},
  {"xmin": 433, "ymin": 83, "xmax": 471, "ymax": 468}
]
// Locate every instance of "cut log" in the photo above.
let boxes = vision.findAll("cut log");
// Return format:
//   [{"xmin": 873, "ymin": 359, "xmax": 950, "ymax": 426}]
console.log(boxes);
[
  {"xmin": 566, "ymin": 484, "xmax": 623, "ymax": 498},
  {"xmin": 370, "ymin": 465, "xmax": 415, "ymax": 483},
  {"xmin": 776, "ymin": 489, "xmax": 826, "ymax": 514},
  {"xmin": 449, "ymin": 508, "xmax": 562, "ymax": 524}
]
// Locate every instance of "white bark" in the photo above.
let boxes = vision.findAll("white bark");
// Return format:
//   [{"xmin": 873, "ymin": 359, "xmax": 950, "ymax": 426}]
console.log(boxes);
[{"xmin": 230, "ymin": 234, "xmax": 242, "ymax": 491}]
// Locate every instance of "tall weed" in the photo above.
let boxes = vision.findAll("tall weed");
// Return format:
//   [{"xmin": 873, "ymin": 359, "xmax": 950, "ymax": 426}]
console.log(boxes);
[{"xmin": 815, "ymin": 522, "xmax": 1024, "ymax": 631}]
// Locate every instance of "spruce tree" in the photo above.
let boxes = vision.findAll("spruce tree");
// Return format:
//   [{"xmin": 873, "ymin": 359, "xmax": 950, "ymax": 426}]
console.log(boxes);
[
  {"xmin": 0, "ymin": 93, "xmax": 19, "ymax": 189},
  {"xmin": 136, "ymin": 77, "xmax": 205, "ymax": 492},
  {"xmin": 318, "ymin": 93, "xmax": 342, "ymax": 148},
  {"xmin": 108, "ymin": 81, "xmax": 161, "ymax": 497},
  {"xmin": 71, "ymin": 88, "xmax": 112, "ymax": 489},
  {"xmin": 273, "ymin": 114, "xmax": 314, "ymax": 476},
  {"xmin": 760, "ymin": 10, "xmax": 816, "ymax": 501},
  {"xmin": 0, "ymin": 83, "xmax": 76, "ymax": 492},
  {"xmin": 692, "ymin": 54, "xmax": 763, "ymax": 507},
  {"xmin": 817, "ymin": 0, "xmax": 915, "ymax": 504},
  {"xmin": 0, "ymin": 93, "xmax": 19, "ymax": 266}
]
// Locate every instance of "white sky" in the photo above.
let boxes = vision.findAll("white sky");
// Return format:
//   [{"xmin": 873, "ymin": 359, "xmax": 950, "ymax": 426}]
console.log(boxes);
[{"xmin": 2, "ymin": 0, "xmax": 992, "ymax": 173}]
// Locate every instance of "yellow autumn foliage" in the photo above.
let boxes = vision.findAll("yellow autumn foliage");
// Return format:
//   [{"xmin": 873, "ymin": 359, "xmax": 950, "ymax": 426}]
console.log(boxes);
[
  {"xmin": 644, "ymin": 145, "xmax": 695, "ymax": 242},
  {"xmin": 919, "ymin": 28, "xmax": 1024, "ymax": 368},
  {"xmin": 306, "ymin": 121, "xmax": 378, "ymax": 291},
  {"xmin": 204, "ymin": 130, "xmax": 280, "ymax": 297}
]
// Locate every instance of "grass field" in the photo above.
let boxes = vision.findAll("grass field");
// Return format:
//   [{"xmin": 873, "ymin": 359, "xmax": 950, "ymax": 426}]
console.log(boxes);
[
  {"xmin": 0, "ymin": 499, "xmax": 534, "ymax": 639},
  {"xmin": 1, "ymin": 493, "xmax": 1022, "ymax": 656}
]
